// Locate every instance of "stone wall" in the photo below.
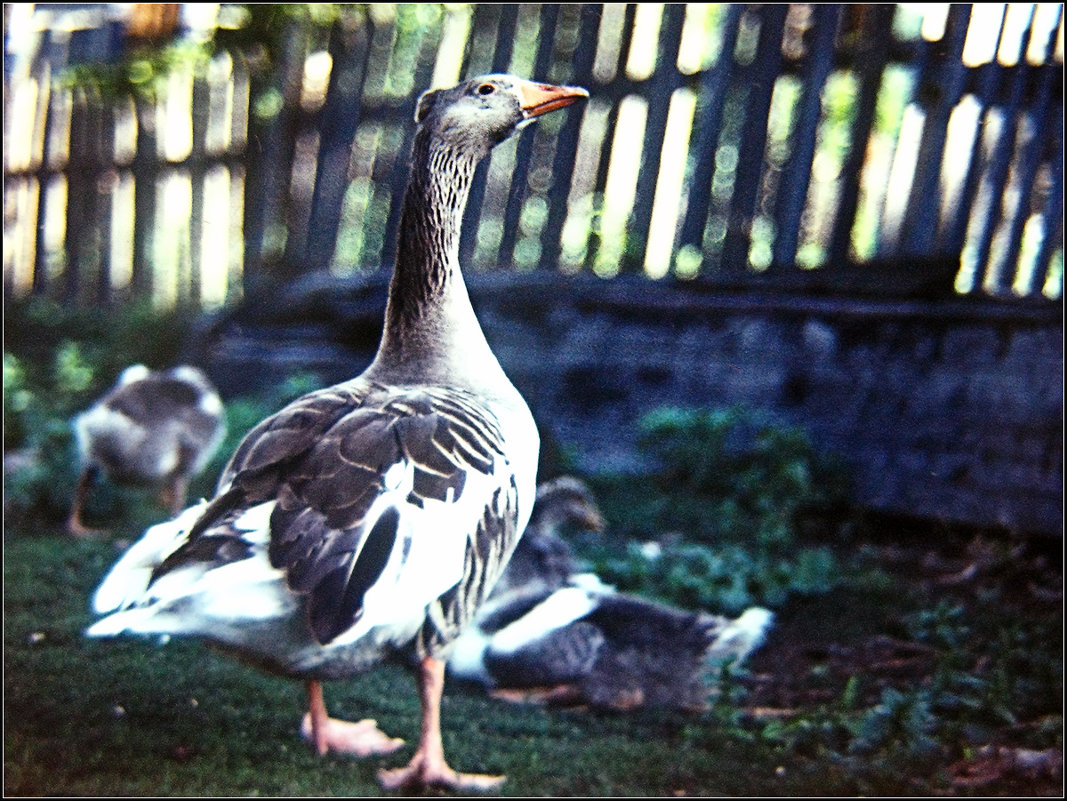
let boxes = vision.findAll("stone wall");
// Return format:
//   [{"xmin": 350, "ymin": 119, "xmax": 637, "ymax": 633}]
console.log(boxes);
[{"xmin": 193, "ymin": 272, "xmax": 1063, "ymax": 535}]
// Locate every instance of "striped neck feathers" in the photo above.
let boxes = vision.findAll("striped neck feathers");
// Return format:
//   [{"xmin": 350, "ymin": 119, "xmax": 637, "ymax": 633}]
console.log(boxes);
[{"xmin": 375, "ymin": 126, "xmax": 497, "ymax": 381}]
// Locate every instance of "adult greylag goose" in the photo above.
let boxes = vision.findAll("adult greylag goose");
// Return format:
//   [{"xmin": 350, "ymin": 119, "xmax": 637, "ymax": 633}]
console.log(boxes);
[
  {"xmin": 448, "ymin": 477, "xmax": 773, "ymax": 711},
  {"xmin": 68, "ymin": 364, "xmax": 226, "ymax": 536},
  {"xmin": 87, "ymin": 74, "xmax": 588, "ymax": 793}
]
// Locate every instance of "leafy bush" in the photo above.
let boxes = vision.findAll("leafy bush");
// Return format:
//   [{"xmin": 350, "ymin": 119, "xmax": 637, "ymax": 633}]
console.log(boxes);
[
  {"xmin": 584, "ymin": 405, "xmax": 850, "ymax": 615},
  {"xmin": 636, "ymin": 405, "xmax": 849, "ymax": 547}
]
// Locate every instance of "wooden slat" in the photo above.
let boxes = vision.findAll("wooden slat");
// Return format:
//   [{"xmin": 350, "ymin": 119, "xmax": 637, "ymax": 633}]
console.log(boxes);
[
  {"xmin": 937, "ymin": 13, "xmax": 1011, "ymax": 257},
  {"xmin": 582, "ymin": 3, "xmax": 638, "ymax": 274},
  {"xmin": 304, "ymin": 10, "xmax": 373, "ymax": 272},
  {"xmin": 826, "ymin": 4, "xmax": 895, "ymax": 266},
  {"xmin": 539, "ymin": 4, "xmax": 602, "ymax": 272},
  {"xmin": 1029, "ymin": 110, "xmax": 1063, "ymax": 295},
  {"xmin": 625, "ymin": 3, "xmax": 685, "ymax": 273},
  {"xmin": 901, "ymin": 4, "xmax": 971, "ymax": 256},
  {"xmin": 497, "ymin": 4, "xmax": 562, "ymax": 270},
  {"xmin": 972, "ymin": 7, "xmax": 1037, "ymax": 293},
  {"xmin": 189, "ymin": 73, "xmax": 211, "ymax": 306},
  {"xmin": 678, "ymin": 4, "xmax": 743, "ymax": 256},
  {"xmin": 771, "ymin": 4, "xmax": 842, "ymax": 268},
  {"xmin": 1001, "ymin": 60, "xmax": 1058, "ymax": 293},
  {"xmin": 247, "ymin": 17, "xmax": 307, "ymax": 285},
  {"xmin": 720, "ymin": 4, "xmax": 788, "ymax": 272}
]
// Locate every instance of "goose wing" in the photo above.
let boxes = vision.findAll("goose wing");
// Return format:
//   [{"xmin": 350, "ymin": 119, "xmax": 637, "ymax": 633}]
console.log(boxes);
[{"xmin": 154, "ymin": 381, "xmax": 524, "ymax": 651}]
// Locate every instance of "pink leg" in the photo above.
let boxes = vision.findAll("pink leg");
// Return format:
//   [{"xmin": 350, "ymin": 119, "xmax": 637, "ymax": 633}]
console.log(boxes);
[
  {"xmin": 377, "ymin": 657, "xmax": 505, "ymax": 792},
  {"xmin": 159, "ymin": 474, "xmax": 189, "ymax": 517},
  {"xmin": 301, "ymin": 680, "xmax": 404, "ymax": 758},
  {"xmin": 67, "ymin": 467, "xmax": 104, "ymax": 537}
]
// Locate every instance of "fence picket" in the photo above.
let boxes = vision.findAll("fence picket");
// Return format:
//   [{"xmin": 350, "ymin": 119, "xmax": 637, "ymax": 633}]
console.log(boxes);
[
  {"xmin": 678, "ymin": 4, "xmax": 743, "ymax": 257},
  {"xmin": 826, "ymin": 4, "xmax": 895, "ymax": 266},
  {"xmin": 901, "ymin": 4, "xmax": 971, "ymax": 256},
  {"xmin": 582, "ymin": 3, "xmax": 638, "ymax": 274},
  {"xmin": 540, "ymin": 4, "xmax": 601, "ymax": 272},
  {"xmin": 721, "ymin": 4, "xmax": 788, "ymax": 272},
  {"xmin": 498, "ymin": 4, "xmax": 561, "ymax": 270},
  {"xmin": 938, "ymin": 11, "xmax": 1010, "ymax": 257},
  {"xmin": 304, "ymin": 13, "xmax": 373, "ymax": 272},
  {"xmin": 972, "ymin": 8, "xmax": 1036, "ymax": 294},
  {"xmin": 772, "ymin": 4, "xmax": 842, "ymax": 268},
  {"xmin": 1030, "ymin": 111, "xmax": 1063, "ymax": 295}
]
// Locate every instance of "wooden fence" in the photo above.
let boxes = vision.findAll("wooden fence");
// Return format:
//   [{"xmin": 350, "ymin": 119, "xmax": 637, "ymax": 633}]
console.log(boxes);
[{"xmin": 3, "ymin": 3, "xmax": 1064, "ymax": 310}]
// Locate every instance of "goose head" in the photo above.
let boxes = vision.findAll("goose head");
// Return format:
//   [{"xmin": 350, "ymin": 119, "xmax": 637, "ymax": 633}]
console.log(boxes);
[
  {"xmin": 530, "ymin": 476, "xmax": 606, "ymax": 537},
  {"xmin": 414, "ymin": 74, "xmax": 588, "ymax": 159}
]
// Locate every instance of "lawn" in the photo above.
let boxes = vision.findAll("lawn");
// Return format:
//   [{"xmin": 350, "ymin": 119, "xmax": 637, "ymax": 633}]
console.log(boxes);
[
  {"xmin": 4, "ymin": 300, "xmax": 1062, "ymax": 795},
  {"xmin": 5, "ymin": 514, "xmax": 1061, "ymax": 796},
  {"xmin": 3, "ymin": 530, "xmax": 834, "ymax": 797}
]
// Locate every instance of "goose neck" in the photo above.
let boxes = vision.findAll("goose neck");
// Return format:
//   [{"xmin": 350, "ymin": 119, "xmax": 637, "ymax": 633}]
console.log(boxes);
[{"xmin": 374, "ymin": 130, "xmax": 496, "ymax": 382}]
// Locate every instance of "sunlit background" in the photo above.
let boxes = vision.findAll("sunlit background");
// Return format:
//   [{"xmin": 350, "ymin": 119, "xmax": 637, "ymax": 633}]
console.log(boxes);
[{"xmin": 3, "ymin": 3, "xmax": 1064, "ymax": 309}]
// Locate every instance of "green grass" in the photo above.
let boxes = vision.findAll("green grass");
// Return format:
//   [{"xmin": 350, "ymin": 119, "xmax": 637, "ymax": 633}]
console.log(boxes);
[
  {"xmin": 4, "ymin": 302, "xmax": 1061, "ymax": 795},
  {"xmin": 5, "ymin": 526, "xmax": 916, "ymax": 797}
]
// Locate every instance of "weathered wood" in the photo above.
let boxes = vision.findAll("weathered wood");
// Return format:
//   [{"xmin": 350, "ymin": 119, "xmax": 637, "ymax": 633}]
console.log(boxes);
[
  {"xmin": 721, "ymin": 4, "xmax": 787, "ymax": 272},
  {"xmin": 1030, "ymin": 112, "xmax": 1063, "ymax": 295},
  {"xmin": 826, "ymin": 3, "xmax": 895, "ymax": 266},
  {"xmin": 130, "ymin": 95, "xmax": 157, "ymax": 299},
  {"xmin": 937, "ymin": 12, "xmax": 1010, "ymax": 257},
  {"xmin": 972, "ymin": 7, "xmax": 1036, "ymax": 293},
  {"xmin": 540, "ymin": 4, "xmax": 601, "ymax": 271},
  {"xmin": 304, "ymin": 10, "xmax": 373, "ymax": 272},
  {"xmin": 625, "ymin": 3, "xmax": 685, "ymax": 272},
  {"xmin": 901, "ymin": 4, "xmax": 971, "ymax": 256},
  {"xmin": 189, "ymin": 73, "xmax": 211, "ymax": 306},
  {"xmin": 5, "ymin": 3, "xmax": 1063, "ymax": 307},
  {"xmin": 772, "ymin": 4, "xmax": 842, "ymax": 268},
  {"xmin": 498, "ymin": 4, "xmax": 561, "ymax": 270},
  {"xmin": 582, "ymin": 3, "xmax": 637, "ymax": 274},
  {"xmin": 678, "ymin": 4, "xmax": 743, "ymax": 257}
]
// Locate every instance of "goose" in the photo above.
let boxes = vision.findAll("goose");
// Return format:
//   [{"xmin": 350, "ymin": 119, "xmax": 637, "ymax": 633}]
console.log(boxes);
[
  {"xmin": 486, "ymin": 475, "xmax": 605, "ymax": 600},
  {"xmin": 87, "ymin": 74, "xmax": 588, "ymax": 792},
  {"xmin": 68, "ymin": 364, "xmax": 226, "ymax": 536},
  {"xmin": 449, "ymin": 477, "xmax": 773, "ymax": 711}
]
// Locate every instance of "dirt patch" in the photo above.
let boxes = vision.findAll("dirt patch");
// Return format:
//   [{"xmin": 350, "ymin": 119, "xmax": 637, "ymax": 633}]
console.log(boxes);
[{"xmin": 742, "ymin": 520, "xmax": 1063, "ymax": 796}]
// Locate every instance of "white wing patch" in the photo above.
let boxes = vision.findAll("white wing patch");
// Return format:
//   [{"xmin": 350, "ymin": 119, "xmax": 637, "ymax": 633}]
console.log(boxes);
[
  {"xmin": 328, "ymin": 457, "xmax": 501, "ymax": 646},
  {"xmin": 489, "ymin": 586, "xmax": 599, "ymax": 655}
]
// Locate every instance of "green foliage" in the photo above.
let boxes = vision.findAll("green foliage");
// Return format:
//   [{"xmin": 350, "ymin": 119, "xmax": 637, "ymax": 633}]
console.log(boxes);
[
  {"xmin": 61, "ymin": 40, "xmax": 214, "ymax": 102},
  {"xmin": 636, "ymin": 406, "xmax": 847, "ymax": 547},
  {"xmin": 3, "ymin": 298, "xmax": 203, "ymax": 526},
  {"xmin": 585, "ymin": 405, "xmax": 849, "ymax": 615},
  {"xmin": 754, "ymin": 588, "xmax": 1062, "ymax": 785}
]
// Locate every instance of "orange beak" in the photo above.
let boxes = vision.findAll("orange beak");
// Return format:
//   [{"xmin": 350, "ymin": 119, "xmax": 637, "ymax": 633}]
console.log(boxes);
[{"xmin": 517, "ymin": 80, "xmax": 589, "ymax": 118}]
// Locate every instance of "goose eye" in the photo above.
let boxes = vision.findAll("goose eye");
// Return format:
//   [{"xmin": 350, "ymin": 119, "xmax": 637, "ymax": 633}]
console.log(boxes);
[{"xmin": 477, "ymin": 83, "xmax": 496, "ymax": 96}]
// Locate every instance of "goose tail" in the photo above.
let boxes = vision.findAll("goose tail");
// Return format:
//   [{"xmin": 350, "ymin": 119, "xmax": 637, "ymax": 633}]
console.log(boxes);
[
  {"xmin": 705, "ymin": 607, "xmax": 774, "ymax": 669},
  {"xmin": 89, "ymin": 502, "xmax": 206, "ymax": 619}
]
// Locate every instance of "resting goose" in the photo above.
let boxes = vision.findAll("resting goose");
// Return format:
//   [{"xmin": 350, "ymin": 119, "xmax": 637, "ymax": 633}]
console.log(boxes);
[
  {"xmin": 87, "ymin": 74, "xmax": 587, "ymax": 793},
  {"xmin": 486, "ymin": 475, "xmax": 605, "ymax": 600},
  {"xmin": 68, "ymin": 364, "xmax": 226, "ymax": 536},
  {"xmin": 449, "ymin": 477, "xmax": 773, "ymax": 711}
]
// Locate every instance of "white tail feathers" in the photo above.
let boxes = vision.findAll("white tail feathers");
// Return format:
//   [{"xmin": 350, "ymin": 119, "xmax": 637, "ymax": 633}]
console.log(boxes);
[
  {"xmin": 90, "ymin": 502, "xmax": 206, "ymax": 614},
  {"xmin": 707, "ymin": 607, "xmax": 774, "ymax": 667}
]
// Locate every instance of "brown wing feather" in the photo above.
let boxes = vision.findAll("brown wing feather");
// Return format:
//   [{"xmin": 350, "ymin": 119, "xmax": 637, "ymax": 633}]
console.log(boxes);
[{"xmin": 154, "ymin": 382, "xmax": 516, "ymax": 646}]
